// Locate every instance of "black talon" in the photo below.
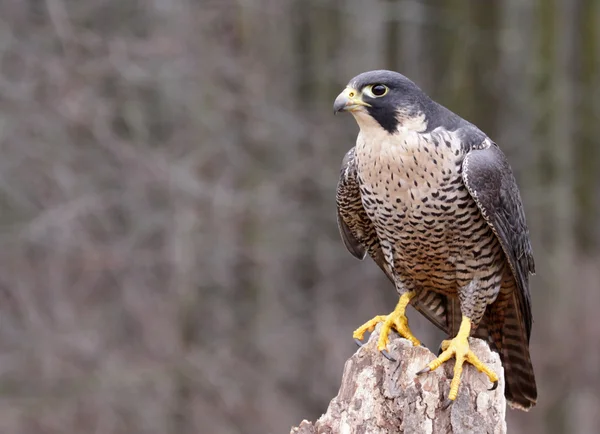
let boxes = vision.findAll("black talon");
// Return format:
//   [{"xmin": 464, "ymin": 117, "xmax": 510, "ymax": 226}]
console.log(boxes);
[
  {"xmin": 354, "ymin": 338, "xmax": 365, "ymax": 348},
  {"xmin": 416, "ymin": 366, "xmax": 431, "ymax": 375},
  {"xmin": 381, "ymin": 350, "xmax": 396, "ymax": 362},
  {"xmin": 489, "ymin": 380, "xmax": 499, "ymax": 391},
  {"xmin": 442, "ymin": 398, "xmax": 454, "ymax": 410},
  {"xmin": 437, "ymin": 344, "xmax": 444, "ymax": 356}
]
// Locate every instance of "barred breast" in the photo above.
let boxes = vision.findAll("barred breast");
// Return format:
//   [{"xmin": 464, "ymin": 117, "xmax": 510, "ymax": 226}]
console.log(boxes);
[{"xmin": 356, "ymin": 128, "xmax": 505, "ymax": 325}]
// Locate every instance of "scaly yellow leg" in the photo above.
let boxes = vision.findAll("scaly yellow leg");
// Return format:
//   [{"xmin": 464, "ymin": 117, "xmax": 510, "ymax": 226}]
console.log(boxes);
[
  {"xmin": 352, "ymin": 291, "xmax": 420, "ymax": 351},
  {"xmin": 417, "ymin": 316, "xmax": 499, "ymax": 402}
]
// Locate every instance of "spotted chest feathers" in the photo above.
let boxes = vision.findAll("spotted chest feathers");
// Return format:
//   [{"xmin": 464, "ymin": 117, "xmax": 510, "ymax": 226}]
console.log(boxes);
[{"xmin": 355, "ymin": 128, "xmax": 504, "ymax": 301}]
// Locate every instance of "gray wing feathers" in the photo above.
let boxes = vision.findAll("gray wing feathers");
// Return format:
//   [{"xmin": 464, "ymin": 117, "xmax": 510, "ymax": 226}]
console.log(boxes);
[{"xmin": 462, "ymin": 142, "xmax": 535, "ymax": 340}]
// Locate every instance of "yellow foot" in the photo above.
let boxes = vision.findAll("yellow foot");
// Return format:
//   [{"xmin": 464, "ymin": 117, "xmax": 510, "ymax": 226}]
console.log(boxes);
[
  {"xmin": 417, "ymin": 316, "xmax": 499, "ymax": 403},
  {"xmin": 352, "ymin": 291, "xmax": 421, "ymax": 352}
]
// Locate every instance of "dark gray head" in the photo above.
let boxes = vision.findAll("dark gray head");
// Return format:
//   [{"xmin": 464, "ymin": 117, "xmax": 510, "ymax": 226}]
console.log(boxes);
[{"xmin": 333, "ymin": 70, "xmax": 460, "ymax": 134}]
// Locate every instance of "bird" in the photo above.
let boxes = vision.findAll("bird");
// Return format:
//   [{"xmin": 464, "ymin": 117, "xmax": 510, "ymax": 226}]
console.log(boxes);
[{"xmin": 333, "ymin": 70, "xmax": 537, "ymax": 410}]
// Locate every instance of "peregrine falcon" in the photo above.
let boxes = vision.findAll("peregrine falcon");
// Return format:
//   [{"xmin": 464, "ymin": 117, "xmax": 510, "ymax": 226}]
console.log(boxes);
[{"xmin": 334, "ymin": 70, "xmax": 537, "ymax": 410}]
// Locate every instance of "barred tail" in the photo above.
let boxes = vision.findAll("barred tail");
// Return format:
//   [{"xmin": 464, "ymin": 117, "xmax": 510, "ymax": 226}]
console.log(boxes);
[{"xmin": 489, "ymin": 283, "xmax": 537, "ymax": 410}]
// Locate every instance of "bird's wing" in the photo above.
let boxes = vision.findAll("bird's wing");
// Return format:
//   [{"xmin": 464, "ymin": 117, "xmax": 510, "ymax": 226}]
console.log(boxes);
[
  {"xmin": 462, "ymin": 139, "xmax": 537, "ymax": 409},
  {"xmin": 461, "ymin": 140, "xmax": 535, "ymax": 341},
  {"xmin": 336, "ymin": 211, "xmax": 366, "ymax": 259},
  {"xmin": 336, "ymin": 148, "xmax": 367, "ymax": 260},
  {"xmin": 336, "ymin": 147, "xmax": 384, "ymax": 267},
  {"xmin": 336, "ymin": 148, "xmax": 451, "ymax": 334}
]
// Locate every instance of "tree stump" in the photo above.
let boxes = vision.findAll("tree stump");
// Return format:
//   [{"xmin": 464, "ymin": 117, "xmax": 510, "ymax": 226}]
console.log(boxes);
[{"xmin": 291, "ymin": 325, "xmax": 506, "ymax": 434}]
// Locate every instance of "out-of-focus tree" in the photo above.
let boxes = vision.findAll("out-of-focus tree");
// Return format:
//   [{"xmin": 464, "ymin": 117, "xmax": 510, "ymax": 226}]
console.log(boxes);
[{"xmin": 0, "ymin": 1, "xmax": 598, "ymax": 433}]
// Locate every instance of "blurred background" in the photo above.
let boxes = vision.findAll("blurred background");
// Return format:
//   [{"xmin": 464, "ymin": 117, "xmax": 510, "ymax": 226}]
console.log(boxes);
[{"xmin": 0, "ymin": 0, "xmax": 598, "ymax": 433}]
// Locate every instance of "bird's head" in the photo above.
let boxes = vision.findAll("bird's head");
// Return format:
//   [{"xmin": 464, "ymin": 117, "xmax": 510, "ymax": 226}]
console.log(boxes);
[{"xmin": 334, "ymin": 70, "xmax": 434, "ymax": 134}]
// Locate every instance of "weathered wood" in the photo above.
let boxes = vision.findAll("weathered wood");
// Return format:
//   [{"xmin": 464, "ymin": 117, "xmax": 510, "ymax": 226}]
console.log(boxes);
[{"xmin": 291, "ymin": 325, "xmax": 506, "ymax": 434}]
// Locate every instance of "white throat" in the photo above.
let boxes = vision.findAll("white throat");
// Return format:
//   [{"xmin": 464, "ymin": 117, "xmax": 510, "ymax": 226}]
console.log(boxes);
[
  {"xmin": 351, "ymin": 109, "xmax": 429, "ymax": 136},
  {"xmin": 351, "ymin": 110, "xmax": 387, "ymax": 133}
]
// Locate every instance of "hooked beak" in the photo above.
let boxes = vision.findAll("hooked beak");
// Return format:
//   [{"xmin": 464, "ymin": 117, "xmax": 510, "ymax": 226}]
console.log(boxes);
[{"xmin": 333, "ymin": 87, "xmax": 371, "ymax": 114}]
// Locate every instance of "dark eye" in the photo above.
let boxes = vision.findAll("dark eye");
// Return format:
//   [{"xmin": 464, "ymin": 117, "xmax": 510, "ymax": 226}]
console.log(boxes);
[{"xmin": 371, "ymin": 84, "xmax": 388, "ymax": 97}]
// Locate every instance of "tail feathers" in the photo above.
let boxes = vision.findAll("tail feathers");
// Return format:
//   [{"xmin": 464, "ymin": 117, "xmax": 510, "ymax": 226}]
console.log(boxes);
[
  {"xmin": 490, "ymin": 290, "xmax": 537, "ymax": 410},
  {"xmin": 412, "ymin": 290, "xmax": 453, "ymax": 335},
  {"xmin": 473, "ymin": 312, "xmax": 491, "ymax": 343},
  {"xmin": 503, "ymin": 345, "xmax": 537, "ymax": 410}
]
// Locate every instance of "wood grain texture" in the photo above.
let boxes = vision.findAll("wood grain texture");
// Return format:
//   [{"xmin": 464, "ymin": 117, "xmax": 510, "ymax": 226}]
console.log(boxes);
[{"xmin": 291, "ymin": 325, "xmax": 506, "ymax": 434}]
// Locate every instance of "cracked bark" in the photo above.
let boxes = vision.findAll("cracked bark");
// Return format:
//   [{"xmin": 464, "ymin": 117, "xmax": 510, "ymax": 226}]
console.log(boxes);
[{"xmin": 291, "ymin": 325, "xmax": 506, "ymax": 434}]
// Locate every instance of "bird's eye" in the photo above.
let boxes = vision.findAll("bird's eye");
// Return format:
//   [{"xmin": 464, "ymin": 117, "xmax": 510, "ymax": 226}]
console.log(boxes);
[{"xmin": 371, "ymin": 84, "xmax": 388, "ymax": 97}]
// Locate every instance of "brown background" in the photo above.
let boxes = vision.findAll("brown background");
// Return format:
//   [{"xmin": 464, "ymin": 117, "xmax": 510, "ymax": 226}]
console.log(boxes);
[{"xmin": 0, "ymin": 1, "xmax": 598, "ymax": 433}]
